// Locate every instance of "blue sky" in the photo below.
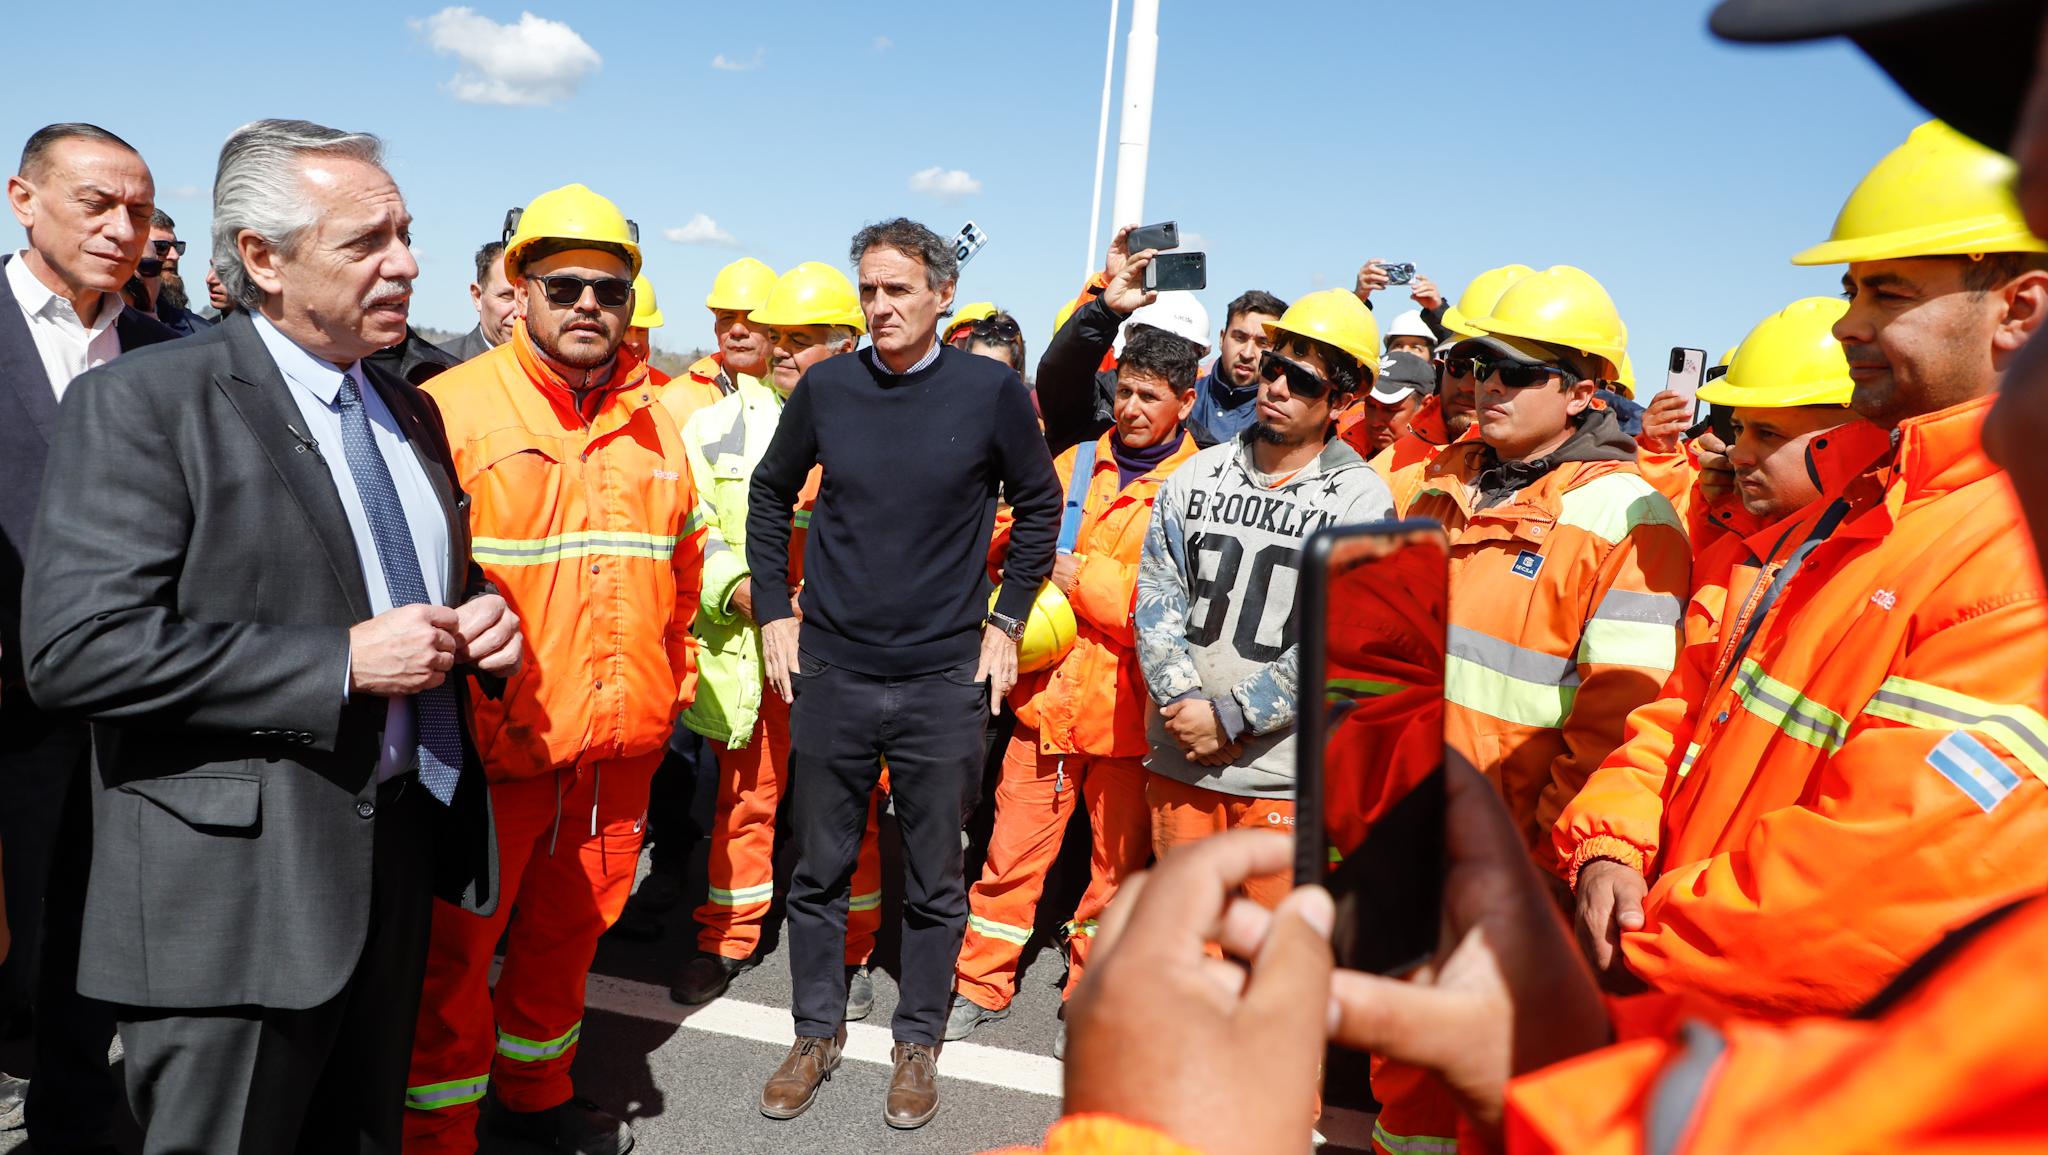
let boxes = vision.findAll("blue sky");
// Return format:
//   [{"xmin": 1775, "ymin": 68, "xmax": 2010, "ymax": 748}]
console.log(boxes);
[{"xmin": 5, "ymin": 1, "xmax": 1925, "ymax": 372}]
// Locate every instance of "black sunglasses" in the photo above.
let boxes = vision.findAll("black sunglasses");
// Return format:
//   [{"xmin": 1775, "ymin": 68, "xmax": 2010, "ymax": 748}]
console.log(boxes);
[
  {"xmin": 1259, "ymin": 349, "xmax": 1333, "ymax": 400},
  {"xmin": 1440, "ymin": 353, "xmax": 1576, "ymax": 389},
  {"xmin": 150, "ymin": 239, "xmax": 188, "ymax": 257},
  {"xmin": 538, "ymin": 275, "xmax": 632, "ymax": 309}
]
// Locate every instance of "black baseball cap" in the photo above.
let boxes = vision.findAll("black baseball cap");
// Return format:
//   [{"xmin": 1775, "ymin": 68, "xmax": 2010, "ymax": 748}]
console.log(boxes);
[{"xmin": 1710, "ymin": 0, "xmax": 2044, "ymax": 153}]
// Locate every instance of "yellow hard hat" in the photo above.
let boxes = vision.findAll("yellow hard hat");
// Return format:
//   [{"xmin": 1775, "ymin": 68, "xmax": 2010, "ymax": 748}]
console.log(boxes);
[
  {"xmin": 706, "ymin": 257, "xmax": 777, "ymax": 312},
  {"xmin": 749, "ymin": 261, "xmax": 866, "ymax": 334},
  {"xmin": 1718, "ymin": 346, "xmax": 1738, "ymax": 367},
  {"xmin": 946, "ymin": 301, "xmax": 1000, "ymax": 342},
  {"xmin": 1615, "ymin": 352, "xmax": 1637, "ymax": 395},
  {"xmin": 1053, "ymin": 297, "xmax": 1082, "ymax": 337},
  {"xmin": 1697, "ymin": 297, "xmax": 1854, "ymax": 409},
  {"xmin": 1464, "ymin": 265, "xmax": 1628, "ymax": 380},
  {"xmin": 1441, "ymin": 264, "xmax": 1536, "ymax": 338},
  {"xmin": 503, "ymin": 183, "xmax": 641, "ymax": 279},
  {"xmin": 1263, "ymin": 289, "xmax": 1382, "ymax": 385},
  {"xmin": 1794, "ymin": 120, "xmax": 2048, "ymax": 266},
  {"xmin": 991, "ymin": 584, "xmax": 1078, "ymax": 674},
  {"xmin": 630, "ymin": 275, "xmax": 664, "ymax": 329}
]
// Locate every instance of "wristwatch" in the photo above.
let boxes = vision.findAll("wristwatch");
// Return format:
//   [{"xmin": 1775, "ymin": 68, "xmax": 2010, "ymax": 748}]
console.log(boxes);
[{"xmin": 985, "ymin": 609, "xmax": 1027, "ymax": 644}]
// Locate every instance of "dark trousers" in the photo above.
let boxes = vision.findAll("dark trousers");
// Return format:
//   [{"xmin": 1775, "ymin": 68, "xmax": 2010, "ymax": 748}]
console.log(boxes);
[
  {"xmin": 0, "ymin": 695, "xmax": 118, "ymax": 1150},
  {"xmin": 116, "ymin": 774, "xmax": 435, "ymax": 1155},
  {"xmin": 787, "ymin": 652, "xmax": 986, "ymax": 1046}
]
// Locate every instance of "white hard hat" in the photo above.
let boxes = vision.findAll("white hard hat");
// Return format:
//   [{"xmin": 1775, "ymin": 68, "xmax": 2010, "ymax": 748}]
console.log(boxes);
[
  {"xmin": 1115, "ymin": 291, "xmax": 1211, "ymax": 356},
  {"xmin": 1387, "ymin": 309, "xmax": 1434, "ymax": 342}
]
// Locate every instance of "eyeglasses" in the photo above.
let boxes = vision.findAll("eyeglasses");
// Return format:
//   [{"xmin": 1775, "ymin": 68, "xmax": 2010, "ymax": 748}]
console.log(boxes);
[
  {"xmin": 538, "ymin": 275, "xmax": 633, "ymax": 309},
  {"xmin": 150, "ymin": 239, "xmax": 188, "ymax": 257},
  {"xmin": 1440, "ymin": 354, "xmax": 1576, "ymax": 389},
  {"xmin": 1259, "ymin": 349, "xmax": 1333, "ymax": 400},
  {"xmin": 973, "ymin": 315, "xmax": 1021, "ymax": 338}
]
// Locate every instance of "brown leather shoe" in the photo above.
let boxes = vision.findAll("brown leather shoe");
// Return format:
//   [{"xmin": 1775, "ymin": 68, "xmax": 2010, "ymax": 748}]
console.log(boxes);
[
  {"xmin": 760, "ymin": 1035, "xmax": 841, "ymax": 1120},
  {"xmin": 884, "ymin": 1041, "xmax": 940, "ymax": 1130}
]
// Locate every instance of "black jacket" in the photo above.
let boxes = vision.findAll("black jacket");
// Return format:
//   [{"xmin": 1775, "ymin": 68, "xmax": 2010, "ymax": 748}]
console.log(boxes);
[
  {"xmin": 1034, "ymin": 296, "xmax": 1124, "ymax": 454},
  {"xmin": 0, "ymin": 253, "xmax": 177, "ymax": 684},
  {"xmin": 22, "ymin": 311, "xmax": 497, "ymax": 1009}
]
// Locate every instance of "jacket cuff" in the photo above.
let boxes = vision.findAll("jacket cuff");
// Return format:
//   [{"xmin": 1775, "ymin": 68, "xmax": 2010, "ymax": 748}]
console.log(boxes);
[
  {"xmin": 1567, "ymin": 836, "xmax": 1649, "ymax": 892},
  {"xmin": 1213, "ymin": 695, "xmax": 1248, "ymax": 741}
]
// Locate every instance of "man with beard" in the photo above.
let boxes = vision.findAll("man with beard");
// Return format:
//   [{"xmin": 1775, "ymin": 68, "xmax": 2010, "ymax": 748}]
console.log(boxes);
[
  {"xmin": 1135, "ymin": 287, "xmax": 1394, "ymax": 911},
  {"xmin": 136, "ymin": 208, "xmax": 210, "ymax": 336},
  {"xmin": 1184, "ymin": 289, "xmax": 1287, "ymax": 448},
  {"xmin": 403, "ymin": 184, "xmax": 705, "ymax": 1155}
]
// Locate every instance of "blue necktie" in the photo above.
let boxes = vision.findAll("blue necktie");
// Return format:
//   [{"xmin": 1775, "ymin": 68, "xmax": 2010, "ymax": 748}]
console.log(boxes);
[{"xmin": 336, "ymin": 371, "xmax": 463, "ymax": 805}]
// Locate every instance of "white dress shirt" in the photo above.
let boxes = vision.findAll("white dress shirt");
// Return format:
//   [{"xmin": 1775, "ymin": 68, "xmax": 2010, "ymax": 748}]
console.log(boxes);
[
  {"xmin": 7, "ymin": 251, "xmax": 123, "ymax": 401},
  {"xmin": 253, "ymin": 313, "xmax": 452, "ymax": 782}
]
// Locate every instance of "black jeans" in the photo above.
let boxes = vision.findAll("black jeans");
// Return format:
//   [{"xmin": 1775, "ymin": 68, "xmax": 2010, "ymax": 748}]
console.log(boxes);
[{"xmin": 786, "ymin": 650, "xmax": 987, "ymax": 1046}]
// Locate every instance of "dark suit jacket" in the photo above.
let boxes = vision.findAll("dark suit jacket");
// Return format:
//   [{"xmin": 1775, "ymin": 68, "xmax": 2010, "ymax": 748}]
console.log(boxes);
[
  {"xmin": 0, "ymin": 253, "xmax": 177, "ymax": 684},
  {"xmin": 22, "ymin": 311, "xmax": 498, "ymax": 1010},
  {"xmin": 439, "ymin": 325, "xmax": 493, "ymax": 364},
  {"xmin": 370, "ymin": 326, "xmax": 460, "ymax": 387}
]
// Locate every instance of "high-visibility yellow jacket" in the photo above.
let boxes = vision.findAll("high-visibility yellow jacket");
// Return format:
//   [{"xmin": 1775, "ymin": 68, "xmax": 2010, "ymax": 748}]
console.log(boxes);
[
  {"xmin": 1407, "ymin": 415, "xmax": 1691, "ymax": 872},
  {"xmin": 1557, "ymin": 396, "xmax": 2048, "ymax": 1019},
  {"xmin": 425, "ymin": 322, "xmax": 705, "ymax": 782}
]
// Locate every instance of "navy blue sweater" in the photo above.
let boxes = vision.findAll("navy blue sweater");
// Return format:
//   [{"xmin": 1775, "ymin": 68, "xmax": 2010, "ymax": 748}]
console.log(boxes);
[{"xmin": 747, "ymin": 344, "xmax": 1061, "ymax": 676}]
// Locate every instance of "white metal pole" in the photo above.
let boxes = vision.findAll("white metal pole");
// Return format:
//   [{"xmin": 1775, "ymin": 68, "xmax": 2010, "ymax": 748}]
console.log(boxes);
[
  {"xmin": 1110, "ymin": 0, "xmax": 1160, "ymax": 237},
  {"xmin": 1084, "ymin": 0, "xmax": 1120, "ymax": 277}
]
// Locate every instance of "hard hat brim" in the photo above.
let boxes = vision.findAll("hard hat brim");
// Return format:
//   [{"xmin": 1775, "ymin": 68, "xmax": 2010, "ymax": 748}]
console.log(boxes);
[
  {"xmin": 1696, "ymin": 379, "xmax": 1855, "ymax": 407},
  {"xmin": 634, "ymin": 307, "xmax": 665, "ymax": 329},
  {"xmin": 1792, "ymin": 220, "xmax": 2048, "ymax": 265}
]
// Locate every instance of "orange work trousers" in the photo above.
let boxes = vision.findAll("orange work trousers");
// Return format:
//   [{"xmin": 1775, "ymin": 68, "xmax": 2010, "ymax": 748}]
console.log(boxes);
[
  {"xmin": 1145, "ymin": 771, "xmax": 1295, "ymax": 910},
  {"xmin": 955, "ymin": 731, "xmax": 1150, "ymax": 1011},
  {"xmin": 695, "ymin": 685, "xmax": 884, "ymax": 965},
  {"xmin": 1368, "ymin": 1059, "xmax": 1461, "ymax": 1155},
  {"xmin": 402, "ymin": 752, "xmax": 660, "ymax": 1154}
]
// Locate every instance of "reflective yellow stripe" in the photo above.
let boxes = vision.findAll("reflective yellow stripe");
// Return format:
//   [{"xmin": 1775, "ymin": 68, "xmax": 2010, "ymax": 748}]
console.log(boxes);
[
  {"xmin": 967, "ymin": 913, "xmax": 1032, "ymax": 946},
  {"xmin": 1372, "ymin": 1120, "xmax": 1459, "ymax": 1153},
  {"xmin": 1578, "ymin": 617, "xmax": 1678, "ymax": 672},
  {"xmin": 847, "ymin": 890, "xmax": 882, "ymax": 913},
  {"xmin": 1327, "ymin": 677, "xmax": 1411, "ymax": 701},
  {"xmin": 1064, "ymin": 918, "xmax": 1099, "ymax": 939},
  {"xmin": 496, "ymin": 1022, "xmax": 581, "ymax": 1062},
  {"xmin": 1446, "ymin": 654, "xmax": 1576, "ymax": 729},
  {"xmin": 1863, "ymin": 676, "xmax": 2048, "ymax": 783},
  {"xmin": 707, "ymin": 881, "xmax": 775, "ymax": 906},
  {"xmin": 792, "ymin": 510, "xmax": 813, "ymax": 529},
  {"xmin": 406, "ymin": 1074, "xmax": 488, "ymax": 1110},
  {"xmin": 1556, "ymin": 472, "xmax": 1683, "ymax": 539},
  {"xmin": 1677, "ymin": 741, "xmax": 1703, "ymax": 779},
  {"xmin": 472, "ymin": 530, "xmax": 679, "ymax": 566},
  {"xmin": 1732, "ymin": 659, "xmax": 1849, "ymax": 751}
]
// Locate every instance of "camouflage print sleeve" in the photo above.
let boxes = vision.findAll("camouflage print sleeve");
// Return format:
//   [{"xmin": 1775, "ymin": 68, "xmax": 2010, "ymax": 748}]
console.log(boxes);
[
  {"xmin": 1227, "ymin": 643, "xmax": 1300, "ymax": 738},
  {"xmin": 1136, "ymin": 475, "xmax": 1204, "ymax": 705}
]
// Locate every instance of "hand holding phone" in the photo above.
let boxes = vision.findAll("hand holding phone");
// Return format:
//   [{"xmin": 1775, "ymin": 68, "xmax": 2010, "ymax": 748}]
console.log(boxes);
[{"xmin": 1126, "ymin": 220, "xmax": 1179, "ymax": 253}]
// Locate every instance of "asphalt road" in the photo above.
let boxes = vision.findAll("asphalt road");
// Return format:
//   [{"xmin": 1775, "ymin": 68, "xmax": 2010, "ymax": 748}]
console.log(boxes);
[{"xmin": 0, "ymin": 732, "xmax": 1379, "ymax": 1153}]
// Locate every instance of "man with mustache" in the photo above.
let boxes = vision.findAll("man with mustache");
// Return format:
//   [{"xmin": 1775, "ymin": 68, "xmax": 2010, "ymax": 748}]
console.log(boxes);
[
  {"xmin": 23, "ymin": 117, "xmax": 512, "ymax": 1153},
  {"xmin": 402, "ymin": 184, "xmax": 705, "ymax": 1155}
]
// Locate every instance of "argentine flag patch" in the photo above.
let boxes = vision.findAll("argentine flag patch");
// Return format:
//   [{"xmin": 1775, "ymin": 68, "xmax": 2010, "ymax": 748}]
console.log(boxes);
[{"xmin": 1926, "ymin": 731, "xmax": 2021, "ymax": 812}]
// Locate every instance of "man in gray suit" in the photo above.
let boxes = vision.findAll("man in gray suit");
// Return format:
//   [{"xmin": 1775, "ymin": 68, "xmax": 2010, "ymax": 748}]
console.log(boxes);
[
  {"xmin": 22, "ymin": 118, "xmax": 517, "ymax": 1154},
  {"xmin": 439, "ymin": 239, "xmax": 515, "ymax": 362}
]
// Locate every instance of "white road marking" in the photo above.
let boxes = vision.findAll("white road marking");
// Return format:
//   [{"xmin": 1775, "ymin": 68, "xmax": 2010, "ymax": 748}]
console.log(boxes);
[{"xmin": 576, "ymin": 971, "xmax": 1379, "ymax": 1149}]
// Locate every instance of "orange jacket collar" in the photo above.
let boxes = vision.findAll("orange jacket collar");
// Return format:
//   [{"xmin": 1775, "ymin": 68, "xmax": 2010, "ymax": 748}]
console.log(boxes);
[
  {"xmin": 1807, "ymin": 394, "xmax": 1999, "ymax": 502},
  {"xmin": 509, "ymin": 318, "xmax": 651, "ymax": 425},
  {"xmin": 1093, "ymin": 427, "xmax": 1200, "ymax": 489}
]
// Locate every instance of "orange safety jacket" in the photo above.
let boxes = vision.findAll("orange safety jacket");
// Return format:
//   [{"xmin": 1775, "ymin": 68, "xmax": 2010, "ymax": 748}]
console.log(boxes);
[
  {"xmin": 1505, "ymin": 892, "xmax": 2048, "ymax": 1154},
  {"xmin": 991, "ymin": 430, "xmax": 1198, "ymax": 757},
  {"xmin": 1369, "ymin": 397, "xmax": 1454, "ymax": 515},
  {"xmin": 983, "ymin": 1114, "xmax": 1203, "ymax": 1155},
  {"xmin": 426, "ymin": 322, "xmax": 706, "ymax": 783},
  {"xmin": 1407, "ymin": 433, "xmax": 1691, "ymax": 871},
  {"xmin": 1556, "ymin": 396, "xmax": 2048, "ymax": 1019},
  {"xmin": 654, "ymin": 351, "xmax": 728, "ymax": 429}
]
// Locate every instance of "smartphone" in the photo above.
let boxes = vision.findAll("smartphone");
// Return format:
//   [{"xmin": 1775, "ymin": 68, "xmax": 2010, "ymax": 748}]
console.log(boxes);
[
  {"xmin": 1126, "ymin": 220, "xmax": 1179, "ymax": 253},
  {"xmin": 1295, "ymin": 520, "xmax": 1448, "ymax": 976},
  {"xmin": 1143, "ymin": 251, "xmax": 1207, "ymax": 292},
  {"xmin": 1665, "ymin": 346, "xmax": 1708, "ymax": 408},
  {"xmin": 1381, "ymin": 261, "xmax": 1416, "ymax": 287},
  {"xmin": 954, "ymin": 220, "xmax": 990, "ymax": 268}
]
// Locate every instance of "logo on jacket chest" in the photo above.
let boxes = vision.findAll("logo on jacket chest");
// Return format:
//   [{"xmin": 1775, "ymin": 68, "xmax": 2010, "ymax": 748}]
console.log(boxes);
[{"xmin": 1511, "ymin": 550, "xmax": 1545, "ymax": 579}]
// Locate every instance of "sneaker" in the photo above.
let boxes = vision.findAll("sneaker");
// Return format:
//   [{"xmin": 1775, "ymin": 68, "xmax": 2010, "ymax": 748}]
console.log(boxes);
[
  {"xmin": 481, "ymin": 1094, "xmax": 633, "ymax": 1155},
  {"xmin": 669, "ymin": 951, "xmax": 759, "ymax": 1005},
  {"xmin": 845, "ymin": 965, "xmax": 875, "ymax": 1021},
  {"xmin": 609, "ymin": 872, "xmax": 686, "ymax": 942},
  {"xmin": 942, "ymin": 993, "xmax": 1008, "ymax": 1041},
  {"xmin": 0, "ymin": 1073, "xmax": 24, "ymax": 1130}
]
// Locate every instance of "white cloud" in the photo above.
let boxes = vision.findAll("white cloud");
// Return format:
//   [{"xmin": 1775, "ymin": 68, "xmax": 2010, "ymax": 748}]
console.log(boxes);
[
  {"xmin": 710, "ymin": 49, "xmax": 764, "ymax": 72},
  {"xmin": 165, "ymin": 184, "xmax": 205, "ymax": 201},
  {"xmin": 872, "ymin": 36, "xmax": 893, "ymax": 52},
  {"xmin": 908, "ymin": 166, "xmax": 982, "ymax": 199},
  {"xmin": 414, "ymin": 7, "xmax": 601, "ymax": 107},
  {"xmin": 663, "ymin": 213, "xmax": 739, "ymax": 247}
]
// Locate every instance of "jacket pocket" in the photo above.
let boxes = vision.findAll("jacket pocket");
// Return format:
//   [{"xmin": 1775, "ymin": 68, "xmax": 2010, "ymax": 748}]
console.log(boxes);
[{"xmin": 119, "ymin": 772, "xmax": 261, "ymax": 830}]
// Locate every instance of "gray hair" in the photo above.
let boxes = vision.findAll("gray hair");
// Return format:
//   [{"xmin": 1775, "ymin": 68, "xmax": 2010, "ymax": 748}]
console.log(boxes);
[
  {"xmin": 848, "ymin": 217, "xmax": 957, "ymax": 290},
  {"xmin": 825, "ymin": 324, "xmax": 860, "ymax": 350},
  {"xmin": 212, "ymin": 119, "xmax": 384, "ymax": 310}
]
